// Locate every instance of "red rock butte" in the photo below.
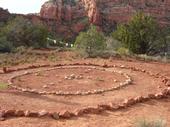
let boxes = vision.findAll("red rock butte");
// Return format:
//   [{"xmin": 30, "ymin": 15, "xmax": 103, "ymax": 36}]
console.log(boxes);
[{"xmin": 1, "ymin": 0, "xmax": 170, "ymax": 37}]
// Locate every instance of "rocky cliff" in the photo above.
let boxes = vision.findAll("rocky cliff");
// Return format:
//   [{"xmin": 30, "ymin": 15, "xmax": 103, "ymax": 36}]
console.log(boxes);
[
  {"xmin": 40, "ymin": 0, "xmax": 170, "ymax": 37},
  {"xmin": 40, "ymin": 0, "xmax": 89, "ymax": 40}
]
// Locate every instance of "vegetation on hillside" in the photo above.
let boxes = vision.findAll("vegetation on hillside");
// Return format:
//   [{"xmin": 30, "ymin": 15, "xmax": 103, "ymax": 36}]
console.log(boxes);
[
  {"xmin": 112, "ymin": 12, "xmax": 170, "ymax": 55},
  {"xmin": 0, "ymin": 16, "xmax": 49, "ymax": 52},
  {"xmin": 74, "ymin": 25, "xmax": 106, "ymax": 57},
  {"xmin": 0, "ymin": 12, "xmax": 169, "ymax": 61}
]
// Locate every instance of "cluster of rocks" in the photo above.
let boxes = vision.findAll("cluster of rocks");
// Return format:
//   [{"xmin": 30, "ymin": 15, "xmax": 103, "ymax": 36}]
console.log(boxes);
[
  {"xmin": 8, "ymin": 66, "xmax": 132, "ymax": 96},
  {"xmin": 4, "ymin": 62, "xmax": 169, "ymax": 89},
  {"xmin": 1, "ymin": 87, "xmax": 170, "ymax": 121},
  {"xmin": 64, "ymin": 74, "xmax": 83, "ymax": 80}
]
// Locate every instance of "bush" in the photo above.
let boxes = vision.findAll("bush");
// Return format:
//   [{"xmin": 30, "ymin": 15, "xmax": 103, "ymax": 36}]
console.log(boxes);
[
  {"xmin": 112, "ymin": 12, "xmax": 166, "ymax": 55},
  {"xmin": 74, "ymin": 25, "xmax": 106, "ymax": 57},
  {"xmin": 117, "ymin": 47, "xmax": 131, "ymax": 56},
  {"xmin": 105, "ymin": 36, "xmax": 121, "ymax": 51},
  {"xmin": 0, "ymin": 36, "xmax": 13, "ymax": 52},
  {"xmin": 1, "ymin": 16, "xmax": 48, "ymax": 50}
]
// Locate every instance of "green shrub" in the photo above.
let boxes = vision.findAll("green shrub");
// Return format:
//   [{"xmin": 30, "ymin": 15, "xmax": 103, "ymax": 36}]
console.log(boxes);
[
  {"xmin": 113, "ymin": 12, "xmax": 166, "ymax": 55},
  {"xmin": 0, "ymin": 36, "xmax": 13, "ymax": 52},
  {"xmin": 1, "ymin": 16, "xmax": 48, "ymax": 49},
  {"xmin": 117, "ymin": 47, "xmax": 131, "ymax": 56},
  {"xmin": 105, "ymin": 36, "xmax": 121, "ymax": 51},
  {"xmin": 74, "ymin": 25, "xmax": 106, "ymax": 57},
  {"xmin": 135, "ymin": 118, "xmax": 166, "ymax": 127}
]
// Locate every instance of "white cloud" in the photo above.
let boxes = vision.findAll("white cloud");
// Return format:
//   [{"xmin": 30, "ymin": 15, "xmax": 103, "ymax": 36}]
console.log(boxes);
[{"xmin": 0, "ymin": 0, "xmax": 47, "ymax": 14}]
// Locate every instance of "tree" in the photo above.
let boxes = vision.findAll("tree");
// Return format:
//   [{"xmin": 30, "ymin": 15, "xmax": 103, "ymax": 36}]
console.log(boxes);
[
  {"xmin": 1, "ymin": 16, "xmax": 48, "ymax": 49},
  {"xmin": 0, "ymin": 36, "xmax": 12, "ymax": 52},
  {"xmin": 74, "ymin": 25, "xmax": 106, "ymax": 57},
  {"xmin": 113, "ymin": 12, "xmax": 163, "ymax": 55}
]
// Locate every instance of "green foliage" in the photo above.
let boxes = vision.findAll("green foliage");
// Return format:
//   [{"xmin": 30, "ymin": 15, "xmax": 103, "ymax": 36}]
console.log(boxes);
[
  {"xmin": 0, "ymin": 83, "xmax": 8, "ymax": 90},
  {"xmin": 135, "ymin": 118, "xmax": 166, "ymax": 127},
  {"xmin": 117, "ymin": 47, "xmax": 131, "ymax": 56},
  {"xmin": 0, "ymin": 36, "xmax": 13, "ymax": 52},
  {"xmin": 113, "ymin": 12, "xmax": 165, "ymax": 55},
  {"xmin": 0, "ymin": 16, "xmax": 48, "ymax": 51},
  {"xmin": 105, "ymin": 36, "xmax": 121, "ymax": 51},
  {"xmin": 74, "ymin": 25, "xmax": 106, "ymax": 57}
]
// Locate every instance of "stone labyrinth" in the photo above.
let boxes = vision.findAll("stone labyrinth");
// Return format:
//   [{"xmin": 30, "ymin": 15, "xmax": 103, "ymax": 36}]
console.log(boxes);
[
  {"xmin": 0, "ymin": 63, "xmax": 170, "ymax": 120},
  {"xmin": 10, "ymin": 66, "xmax": 132, "ymax": 95}
]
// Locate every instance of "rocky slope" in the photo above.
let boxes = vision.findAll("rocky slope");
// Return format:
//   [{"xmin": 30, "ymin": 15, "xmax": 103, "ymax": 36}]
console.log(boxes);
[{"xmin": 40, "ymin": 0, "xmax": 170, "ymax": 37}]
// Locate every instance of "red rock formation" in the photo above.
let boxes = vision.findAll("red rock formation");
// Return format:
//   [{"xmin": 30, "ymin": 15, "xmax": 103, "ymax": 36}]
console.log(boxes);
[
  {"xmin": 1, "ymin": 0, "xmax": 170, "ymax": 39},
  {"xmin": 80, "ymin": 0, "xmax": 101, "ymax": 25},
  {"xmin": 40, "ymin": 0, "xmax": 89, "ymax": 39},
  {"xmin": 39, "ymin": 0, "xmax": 170, "ymax": 37}
]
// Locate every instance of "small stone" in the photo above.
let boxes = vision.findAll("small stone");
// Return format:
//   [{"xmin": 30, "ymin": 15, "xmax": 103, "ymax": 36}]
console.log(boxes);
[
  {"xmin": 51, "ymin": 112, "xmax": 59, "ymax": 120},
  {"xmin": 98, "ymin": 104, "xmax": 112, "ymax": 110},
  {"xmin": 24, "ymin": 110, "xmax": 30, "ymax": 117},
  {"xmin": 162, "ymin": 78, "xmax": 168, "ymax": 84},
  {"xmin": 35, "ymin": 73, "xmax": 39, "ymax": 76},
  {"xmin": 114, "ymin": 79, "xmax": 117, "ymax": 83},
  {"xmin": 77, "ymin": 76, "xmax": 83, "ymax": 79},
  {"xmin": 43, "ymin": 85, "xmax": 48, "ymax": 88},
  {"xmin": 4, "ymin": 110, "xmax": 15, "ymax": 117},
  {"xmin": 28, "ymin": 112, "xmax": 39, "ymax": 117},
  {"xmin": 64, "ymin": 76, "xmax": 68, "ymax": 80},
  {"xmin": 49, "ymin": 83, "xmax": 55, "ymax": 85},
  {"xmin": 38, "ymin": 110, "xmax": 48, "ymax": 117},
  {"xmin": 157, "ymin": 85, "xmax": 162, "ymax": 88},
  {"xmin": 68, "ymin": 77, "xmax": 73, "ymax": 80},
  {"xmin": 87, "ymin": 69, "xmax": 92, "ymax": 71},
  {"xmin": 120, "ymin": 65, "xmax": 125, "ymax": 68},
  {"xmin": 30, "ymin": 89, "xmax": 37, "ymax": 93},
  {"xmin": 166, "ymin": 81, "xmax": 170, "ymax": 86},
  {"xmin": 123, "ymin": 98, "xmax": 135, "ymax": 106},
  {"xmin": 134, "ymin": 96, "xmax": 144, "ymax": 103},
  {"xmin": 15, "ymin": 110, "xmax": 25, "ymax": 117},
  {"xmin": 155, "ymin": 92, "xmax": 164, "ymax": 99},
  {"xmin": 22, "ymin": 89, "xmax": 28, "ymax": 92},
  {"xmin": 148, "ymin": 94, "xmax": 155, "ymax": 99},
  {"xmin": 59, "ymin": 110, "xmax": 71, "ymax": 118},
  {"xmin": 74, "ymin": 109, "xmax": 84, "ymax": 116},
  {"xmin": 85, "ymin": 107, "xmax": 101, "ymax": 114},
  {"xmin": 70, "ymin": 74, "xmax": 75, "ymax": 78}
]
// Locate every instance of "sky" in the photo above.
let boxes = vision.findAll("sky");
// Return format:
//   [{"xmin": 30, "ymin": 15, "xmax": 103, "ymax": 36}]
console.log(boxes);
[{"xmin": 0, "ymin": 0, "xmax": 48, "ymax": 14}]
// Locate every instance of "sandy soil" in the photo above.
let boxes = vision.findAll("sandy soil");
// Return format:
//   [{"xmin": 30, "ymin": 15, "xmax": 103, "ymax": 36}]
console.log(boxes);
[{"xmin": 0, "ymin": 51, "xmax": 170, "ymax": 127}]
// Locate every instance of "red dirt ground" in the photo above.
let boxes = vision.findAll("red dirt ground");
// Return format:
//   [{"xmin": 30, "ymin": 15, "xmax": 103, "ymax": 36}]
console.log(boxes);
[
  {"xmin": 12, "ymin": 66, "xmax": 125, "ymax": 93},
  {"xmin": 0, "ymin": 51, "xmax": 170, "ymax": 127}
]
